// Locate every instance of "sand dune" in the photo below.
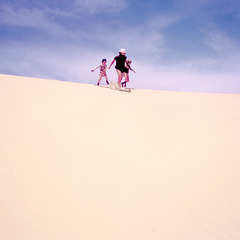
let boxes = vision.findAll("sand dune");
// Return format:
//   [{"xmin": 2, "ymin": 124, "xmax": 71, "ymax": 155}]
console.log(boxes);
[{"xmin": 1, "ymin": 73, "xmax": 240, "ymax": 240}]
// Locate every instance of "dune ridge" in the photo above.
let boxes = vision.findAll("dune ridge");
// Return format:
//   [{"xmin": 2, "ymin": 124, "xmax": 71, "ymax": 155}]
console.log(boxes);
[{"xmin": 1, "ymin": 73, "xmax": 240, "ymax": 240}]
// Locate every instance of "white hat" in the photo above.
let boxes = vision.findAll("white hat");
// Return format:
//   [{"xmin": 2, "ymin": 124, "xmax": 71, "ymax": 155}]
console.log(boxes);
[{"xmin": 119, "ymin": 48, "xmax": 126, "ymax": 53}]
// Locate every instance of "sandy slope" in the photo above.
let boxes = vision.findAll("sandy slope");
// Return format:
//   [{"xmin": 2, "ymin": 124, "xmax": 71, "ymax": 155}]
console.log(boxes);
[{"xmin": 0, "ymin": 73, "xmax": 240, "ymax": 240}]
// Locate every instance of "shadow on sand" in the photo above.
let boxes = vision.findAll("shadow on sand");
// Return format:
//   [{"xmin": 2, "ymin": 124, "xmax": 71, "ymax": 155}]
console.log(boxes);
[{"xmin": 98, "ymin": 85, "xmax": 134, "ymax": 93}]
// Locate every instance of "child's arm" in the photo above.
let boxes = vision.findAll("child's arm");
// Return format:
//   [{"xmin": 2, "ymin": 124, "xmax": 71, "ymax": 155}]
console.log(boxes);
[
  {"xmin": 127, "ymin": 62, "xmax": 136, "ymax": 73},
  {"xmin": 91, "ymin": 65, "xmax": 100, "ymax": 72},
  {"xmin": 130, "ymin": 67, "xmax": 136, "ymax": 73}
]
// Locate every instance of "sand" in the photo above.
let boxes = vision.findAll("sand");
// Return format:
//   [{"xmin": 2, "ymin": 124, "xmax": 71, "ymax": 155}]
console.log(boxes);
[{"xmin": 0, "ymin": 73, "xmax": 240, "ymax": 240}]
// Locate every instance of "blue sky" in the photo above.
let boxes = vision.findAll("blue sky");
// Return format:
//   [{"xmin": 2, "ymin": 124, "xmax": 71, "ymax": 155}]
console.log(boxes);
[{"xmin": 0, "ymin": 0, "xmax": 240, "ymax": 93}]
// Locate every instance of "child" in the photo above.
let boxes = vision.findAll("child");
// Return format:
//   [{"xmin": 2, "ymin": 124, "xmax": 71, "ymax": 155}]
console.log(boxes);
[
  {"xmin": 121, "ymin": 59, "xmax": 136, "ymax": 87},
  {"xmin": 91, "ymin": 59, "xmax": 109, "ymax": 86}
]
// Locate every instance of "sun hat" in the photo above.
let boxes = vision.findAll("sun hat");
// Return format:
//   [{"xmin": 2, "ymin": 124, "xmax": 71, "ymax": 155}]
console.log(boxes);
[{"xmin": 119, "ymin": 48, "xmax": 126, "ymax": 53}]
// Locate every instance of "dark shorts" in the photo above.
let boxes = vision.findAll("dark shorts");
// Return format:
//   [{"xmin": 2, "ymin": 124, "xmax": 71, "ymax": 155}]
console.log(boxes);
[{"xmin": 116, "ymin": 67, "xmax": 128, "ymax": 73}]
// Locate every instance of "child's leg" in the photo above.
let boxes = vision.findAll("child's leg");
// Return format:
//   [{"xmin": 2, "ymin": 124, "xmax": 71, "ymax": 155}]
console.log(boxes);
[
  {"xmin": 97, "ymin": 76, "xmax": 102, "ymax": 85},
  {"xmin": 105, "ymin": 76, "xmax": 109, "ymax": 84}
]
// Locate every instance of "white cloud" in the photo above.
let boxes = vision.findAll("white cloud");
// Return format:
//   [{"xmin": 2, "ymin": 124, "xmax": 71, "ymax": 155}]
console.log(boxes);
[
  {"xmin": 181, "ymin": 0, "xmax": 214, "ymax": 8},
  {"xmin": 74, "ymin": 0, "xmax": 127, "ymax": 14},
  {"xmin": 80, "ymin": 13, "xmax": 181, "ymax": 61},
  {"xmin": 0, "ymin": 5, "xmax": 46, "ymax": 27},
  {"xmin": 203, "ymin": 26, "xmax": 240, "ymax": 56},
  {"xmin": 133, "ymin": 58, "xmax": 240, "ymax": 93},
  {"xmin": 0, "ymin": 4, "xmax": 75, "ymax": 38},
  {"xmin": 148, "ymin": 14, "xmax": 181, "ymax": 29},
  {"xmin": 177, "ymin": 0, "xmax": 240, "ymax": 19}
]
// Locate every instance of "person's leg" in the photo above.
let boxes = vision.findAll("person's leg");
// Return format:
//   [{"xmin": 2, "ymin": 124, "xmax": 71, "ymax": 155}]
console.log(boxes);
[
  {"xmin": 97, "ymin": 76, "xmax": 102, "ymax": 85},
  {"xmin": 121, "ymin": 73, "xmax": 128, "ymax": 87},
  {"xmin": 105, "ymin": 76, "xmax": 109, "ymax": 84},
  {"xmin": 125, "ymin": 73, "xmax": 129, "ymax": 83},
  {"xmin": 116, "ymin": 69, "xmax": 123, "ymax": 87}
]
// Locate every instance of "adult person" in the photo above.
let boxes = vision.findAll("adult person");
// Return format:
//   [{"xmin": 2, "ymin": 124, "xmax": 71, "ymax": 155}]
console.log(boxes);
[{"xmin": 108, "ymin": 49, "xmax": 128, "ymax": 87}]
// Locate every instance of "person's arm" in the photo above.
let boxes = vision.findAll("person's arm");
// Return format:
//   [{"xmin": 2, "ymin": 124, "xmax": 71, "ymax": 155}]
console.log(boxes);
[
  {"xmin": 127, "ymin": 62, "xmax": 136, "ymax": 73},
  {"xmin": 108, "ymin": 59, "xmax": 115, "ymax": 69},
  {"xmin": 91, "ymin": 65, "xmax": 100, "ymax": 72},
  {"xmin": 130, "ymin": 67, "xmax": 136, "ymax": 73}
]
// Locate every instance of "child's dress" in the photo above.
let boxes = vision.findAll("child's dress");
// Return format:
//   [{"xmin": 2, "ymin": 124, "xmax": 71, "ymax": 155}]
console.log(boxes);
[{"xmin": 100, "ymin": 65, "xmax": 107, "ymax": 77}]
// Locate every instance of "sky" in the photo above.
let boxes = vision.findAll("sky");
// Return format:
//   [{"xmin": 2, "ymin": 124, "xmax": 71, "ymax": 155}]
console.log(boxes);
[{"xmin": 0, "ymin": 0, "xmax": 240, "ymax": 93}]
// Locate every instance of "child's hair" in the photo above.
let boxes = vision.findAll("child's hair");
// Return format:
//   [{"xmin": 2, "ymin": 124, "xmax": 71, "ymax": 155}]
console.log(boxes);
[{"xmin": 102, "ymin": 59, "xmax": 107, "ymax": 62}]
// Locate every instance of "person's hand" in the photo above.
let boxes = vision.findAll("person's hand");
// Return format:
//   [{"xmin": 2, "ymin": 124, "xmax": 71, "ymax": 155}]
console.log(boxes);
[{"xmin": 108, "ymin": 66, "xmax": 111, "ymax": 69}]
